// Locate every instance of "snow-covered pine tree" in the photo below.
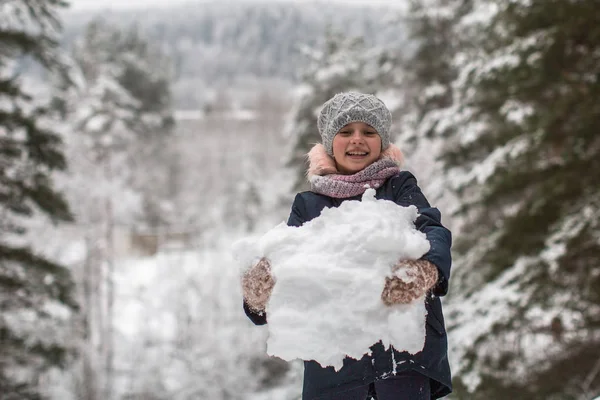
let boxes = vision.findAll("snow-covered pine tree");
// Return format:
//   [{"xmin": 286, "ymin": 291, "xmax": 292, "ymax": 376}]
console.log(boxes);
[
  {"xmin": 285, "ymin": 27, "xmax": 399, "ymax": 191},
  {"xmin": 70, "ymin": 19, "xmax": 176, "ymax": 228},
  {"xmin": 397, "ymin": 0, "xmax": 473, "ymax": 225},
  {"xmin": 56, "ymin": 19, "xmax": 175, "ymax": 400},
  {"xmin": 113, "ymin": 24, "xmax": 176, "ymax": 227},
  {"xmin": 402, "ymin": 0, "xmax": 468, "ymax": 128},
  {"xmin": 0, "ymin": 0, "xmax": 78, "ymax": 398},
  {"xmin": 432, "ymin": 1, "xmax": 600, "ymax": 398}
]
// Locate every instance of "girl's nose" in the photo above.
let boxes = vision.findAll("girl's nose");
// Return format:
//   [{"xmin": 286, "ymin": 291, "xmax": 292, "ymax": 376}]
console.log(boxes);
[{"xmin": 350, "ymin": 131, "xmax": 363, "ymax": 143}]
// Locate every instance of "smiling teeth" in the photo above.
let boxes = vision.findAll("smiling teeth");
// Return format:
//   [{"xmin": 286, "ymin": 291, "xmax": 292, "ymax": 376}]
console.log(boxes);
[{"xmin": 348, "ymin": 152, "xmax": 367, "ymax": 155}]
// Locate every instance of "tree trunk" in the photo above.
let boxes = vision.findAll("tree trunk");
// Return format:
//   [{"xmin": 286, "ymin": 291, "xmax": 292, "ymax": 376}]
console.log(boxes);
[
  {"xmin": 104, "ymin": 167, "xmax": 116, "ymax": 400},
  {"xmin": 80, "ymin": 235, "xmax": 100, "ymax": 400}
]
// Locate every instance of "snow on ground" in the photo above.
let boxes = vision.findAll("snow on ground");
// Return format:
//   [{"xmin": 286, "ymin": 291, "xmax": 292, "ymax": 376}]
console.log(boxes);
[
  {"xmin": 111, "ymin": 244, "xmax": 279, "ymax": 398},
  {"xmin": 233, "ymin": 189, "xmax": 431, "ymax": 371}
]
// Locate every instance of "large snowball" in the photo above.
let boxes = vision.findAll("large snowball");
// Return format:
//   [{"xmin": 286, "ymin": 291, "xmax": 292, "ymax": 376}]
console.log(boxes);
[{"xmin": 233, "ymin": 189, "xmax": 430, "ymax": 371}]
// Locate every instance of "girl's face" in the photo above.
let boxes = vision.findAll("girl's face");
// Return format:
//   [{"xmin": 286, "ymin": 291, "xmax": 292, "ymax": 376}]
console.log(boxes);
[{"xmin": 332, "ymin": 122, "xmax": 382, "ymax": 174}]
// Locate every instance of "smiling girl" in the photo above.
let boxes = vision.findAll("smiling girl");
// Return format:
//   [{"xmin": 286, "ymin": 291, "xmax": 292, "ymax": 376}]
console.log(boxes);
[
  {"xmin": 332, "ymin": 122, "xmax": 381, "ymax": 173},
  {"xmin": 242, "ymin": 92, "xmax": 453, "ymax": 400}
]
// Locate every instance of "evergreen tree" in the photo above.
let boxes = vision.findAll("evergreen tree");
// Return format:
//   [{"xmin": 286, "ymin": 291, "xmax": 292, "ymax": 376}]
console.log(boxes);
[
  {"xmin": 403, "ymin": 0, "xmax": 469, "ymax": 127},
  {"xmin": 285, "ymin": 28, "xmax": 399, "ymax": 191},
  {"xmin": 69, "ymin": 18, "xmax": 176, "ymax": 227},
  {"xmin": 400, "ymin": 0, "xmax": 474, "ymax": 131},
  {"xmin": 398, "ymin": 0, "xmax": 473, "ymax": 215},
  {"xmin": 0, "ymin": 0, "xmax": 78, "ymax": 398},
  {"xmin": 427, "ymin": 1, "xmax": 600, "ymax": 398},
  {"xmin": 58, "ymin": 19, "xmax": 176, "ymax": 399},
  {"xmin": 113, "ymin": 23, "xmax": 176, "ymax": 226}
]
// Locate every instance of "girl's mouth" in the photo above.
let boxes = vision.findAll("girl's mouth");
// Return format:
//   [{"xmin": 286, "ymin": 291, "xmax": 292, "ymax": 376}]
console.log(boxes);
[{"xmin": 346, "ymin": 151, "xmax": 368, "ymax": 158}]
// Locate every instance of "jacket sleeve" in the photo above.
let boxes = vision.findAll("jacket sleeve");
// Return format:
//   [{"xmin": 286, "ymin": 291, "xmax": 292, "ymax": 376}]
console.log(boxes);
[
  {"xmin": 393, "ymin": 172, "xmax": 453, "ymax": 296},
  {"xmin": 243, "ymin": 193, "xmax": 308, "ymax": 325},
  {"xmin": 243, "ymin": 300, "xmax": 267, "ymax": 325},
  {"xmin": 287, "ymin": 193, "xmax": 308, "ymax": 228}
]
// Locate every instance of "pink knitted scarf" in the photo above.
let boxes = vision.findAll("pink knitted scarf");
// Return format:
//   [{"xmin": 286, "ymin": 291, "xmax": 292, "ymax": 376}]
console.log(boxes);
[{"xmin": 307, "ymin": 143, "xmax": 403, "ymax": 199}]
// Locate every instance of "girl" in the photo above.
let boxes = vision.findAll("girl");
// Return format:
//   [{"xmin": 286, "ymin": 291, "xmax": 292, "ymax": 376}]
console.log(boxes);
[{"xmin": 242, "ymin": 92, "xmax": 452, "ymax": 400}]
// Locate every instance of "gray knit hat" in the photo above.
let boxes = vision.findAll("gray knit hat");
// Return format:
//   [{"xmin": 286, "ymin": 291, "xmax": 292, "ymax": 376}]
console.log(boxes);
[{"xmin": 317, "ymin": 92, "xmax": 392, "ymax": 156}]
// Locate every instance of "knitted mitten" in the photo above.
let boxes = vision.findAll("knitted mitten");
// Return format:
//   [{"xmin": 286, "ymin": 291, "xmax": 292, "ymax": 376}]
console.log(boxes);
[
  {"xmin": 381, "ymin": 260, "xmax": 439, "ymax": 305},
  {"xmin": 242, "ymin": 258, "xmax": 275, "ymax": 312}
]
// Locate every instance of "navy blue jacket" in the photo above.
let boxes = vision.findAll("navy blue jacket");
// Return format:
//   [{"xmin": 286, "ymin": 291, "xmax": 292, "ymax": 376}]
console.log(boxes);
[{"xmin": 244, "ymin": 171, "xmax": 452, "ymax": 399}]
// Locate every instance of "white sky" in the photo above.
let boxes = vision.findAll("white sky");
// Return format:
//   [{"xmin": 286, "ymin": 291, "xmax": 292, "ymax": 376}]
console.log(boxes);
[{"xmin": 69, "ymin": 0, "xmax": 403, "ymax": 10}]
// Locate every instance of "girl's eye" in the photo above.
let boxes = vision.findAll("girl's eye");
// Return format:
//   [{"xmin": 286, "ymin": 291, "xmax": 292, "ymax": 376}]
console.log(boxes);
[
  {"xmin": 339, "ymin": 131, "xmax": 351, "ymax": 135},
  {"xmin": 365, "ymin": 131, "xmax": 377, "ymax": 136}
]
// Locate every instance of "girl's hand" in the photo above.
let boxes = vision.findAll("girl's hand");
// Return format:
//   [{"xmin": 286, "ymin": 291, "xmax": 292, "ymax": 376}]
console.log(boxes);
[
  {"xmin": 381, "ymin": 259, "xmax": 439, "ymax": 305},
  {"xmin": 242, "ymin": 257, "xmax": 275, "ymax": 312}
]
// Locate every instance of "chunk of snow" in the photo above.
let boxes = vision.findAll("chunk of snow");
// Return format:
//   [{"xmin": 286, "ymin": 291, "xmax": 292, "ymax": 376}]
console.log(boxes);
[{"xmin": 233, "ymin": 189, "xmax": 431, "ymax": 370}]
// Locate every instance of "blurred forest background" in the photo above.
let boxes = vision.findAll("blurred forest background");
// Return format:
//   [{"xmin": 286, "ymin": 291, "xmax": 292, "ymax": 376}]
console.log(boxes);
[{"xmin": 1, "ymin": 0, "xmax": 599, "ymax": 399}]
